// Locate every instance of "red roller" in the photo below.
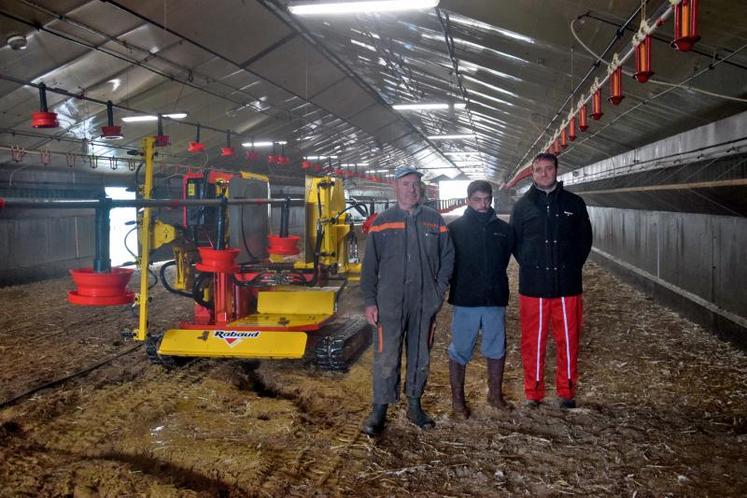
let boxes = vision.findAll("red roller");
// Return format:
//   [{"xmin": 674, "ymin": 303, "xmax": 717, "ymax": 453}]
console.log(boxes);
[
  {"xmin": 267, "ymin": 235, "xmax": 300, "ymax": 256},
  {"xmin": 68, "ymin": 267, "xmax": 135, "ymax": 306},
  {"xmin": 195, "ymin": 247, "xmax": 240, "ymax": 273}
]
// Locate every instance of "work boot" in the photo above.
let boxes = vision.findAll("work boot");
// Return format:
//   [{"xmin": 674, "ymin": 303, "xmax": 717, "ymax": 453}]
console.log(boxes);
[
  {"xmin": 361, "ymin": 404, "xmax": 388, "ymax": 436},
  {"xmin": 487, "ymin": 357, "xmax": 509, "ymax": 409},
  {"xmin": 406, "ymin": 397, "xmax": 435, "ymax": 429},
  {"xmin": 559, "ymin": 398, "xmax": 576, "ymax": 409},
  {"xmin": 449, "ymin": 359, "xmax": 470, "ymax": 419}
]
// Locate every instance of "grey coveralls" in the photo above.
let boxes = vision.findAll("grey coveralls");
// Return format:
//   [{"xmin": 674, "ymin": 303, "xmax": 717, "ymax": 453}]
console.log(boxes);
[{"xmin": 361, "ymin": 204, "xmax": 454, "ymax": 404}]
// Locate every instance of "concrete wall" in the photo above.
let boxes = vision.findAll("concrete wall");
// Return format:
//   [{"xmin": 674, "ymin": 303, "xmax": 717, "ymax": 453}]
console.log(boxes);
[{"xmin": 588, "ymin": 206, "xmax": 747, "ymax": 348}]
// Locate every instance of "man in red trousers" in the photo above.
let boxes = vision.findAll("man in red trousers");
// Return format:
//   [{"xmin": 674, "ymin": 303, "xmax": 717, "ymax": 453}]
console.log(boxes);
[{"xmin": 510, "ymin": 153, "xmax": 592, "ymax": 409}]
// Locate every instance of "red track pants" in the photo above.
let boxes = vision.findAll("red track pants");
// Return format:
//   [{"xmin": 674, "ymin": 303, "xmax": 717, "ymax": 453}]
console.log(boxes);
[{"xmin": 519, "ymin": 294, "xmax": 582, "ymax": 401}]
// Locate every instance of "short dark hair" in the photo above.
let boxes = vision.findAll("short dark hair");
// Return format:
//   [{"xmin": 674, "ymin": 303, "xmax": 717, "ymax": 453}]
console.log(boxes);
[
  {"xmin": 533, "ymin": 153, "xmax": 558, "ymax": 169},
  {"xmin": 467, "ymin": 180, "xmax": 492, "ymax": 198}
]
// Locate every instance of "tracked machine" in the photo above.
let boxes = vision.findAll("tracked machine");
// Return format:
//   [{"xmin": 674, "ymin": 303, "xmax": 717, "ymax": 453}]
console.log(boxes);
[{"xmin": 133, "ymin": 139, "xmax": 372, "ymax": 371}]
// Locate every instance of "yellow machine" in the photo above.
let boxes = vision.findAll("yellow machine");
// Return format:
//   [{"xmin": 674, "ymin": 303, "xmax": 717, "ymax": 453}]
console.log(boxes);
[{"xmin": 130, "ymin": 138, "xmax": 371, "ymax": 370}]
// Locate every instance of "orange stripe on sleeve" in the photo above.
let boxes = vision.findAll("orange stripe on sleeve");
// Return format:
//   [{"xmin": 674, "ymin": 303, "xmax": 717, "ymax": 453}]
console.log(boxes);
[
  {"xmin": 369, "ymin": 222, "xmax": 405, "ymax": 233},
  {"xmin": 439, "ymin": 225, "xmax": 448, "ymax": 233}
]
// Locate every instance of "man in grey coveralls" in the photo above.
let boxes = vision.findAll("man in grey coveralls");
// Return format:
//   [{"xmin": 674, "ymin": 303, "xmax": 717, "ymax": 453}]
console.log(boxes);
[{"xmin": 360, "ymin": 166, "xmax": 454, "ymax": 436}]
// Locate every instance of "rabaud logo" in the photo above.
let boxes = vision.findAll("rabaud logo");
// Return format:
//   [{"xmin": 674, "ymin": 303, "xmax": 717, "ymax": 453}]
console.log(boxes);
[{"xmin": 213, "ymin": 330, "xmax": 261, "ymax": 347}]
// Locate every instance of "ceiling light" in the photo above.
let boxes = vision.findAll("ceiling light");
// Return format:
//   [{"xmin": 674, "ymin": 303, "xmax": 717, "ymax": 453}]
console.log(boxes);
[
  {"xmin": 393, "ymin": 102, "xmax": 466, "ymax": 111},
  {"xmin": 122, "ymin": 113, "xmax": 187, "ymax": 122},
  {"xmin": 428, "ymin": 134, "xmax": 473, "ymax": 140},
  {"xmin": 242, "ymin": 141, "xmax": 287, "ymax": 148},
  {"xmin": 304, "ymin": 155, "xmax": 338, "ymax": 160},
  {"xmin": 289, "ymin": 0, "xmax": 439, "ymax": 15}
]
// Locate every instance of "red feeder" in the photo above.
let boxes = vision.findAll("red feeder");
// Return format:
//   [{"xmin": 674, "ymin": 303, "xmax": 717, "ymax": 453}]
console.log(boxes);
[
  {"xmin": 579, "ymin": 104, "xmax": 589, "ymax": 131},
  {"xmin": 335, "ymin": 168, "xmax": 345, "ymax": 176},
  {"xmin": 552, "ymin": 139, "xmax": 562, "ymax": 155},
  {"xmin": 32, "ymin": 83, "xmax": 59, "ymax": 129},
  {"xmin": 313, "ymin": 163, "xmax": 322, "ymax": 172},
  {"xmin": 672, "ymin": 0, "xmax": 700, "ymax": 52},
  {"xmin": 245, "ymin": 150, "xmax": 259, "ymax": 161},
  {"xmin": 195, "ymin": 247, "xmax": 240, "ymax": 273},
  {"xmin": 302, "ymin": 160, "xmax": 312, "ymax": 170},
  {"xmin": 100, "ymin": 101, "xmax": 123, "ymax": 140},
  {"xmin": 560, "ymin": 129, "xmax": 569, "ymax": 148},
  {"xmin": 634, "ymin": 35, "xmax": 654, "ymax": 83},
  {"xmin": 155, "ymin": 115, "xmax": 169, "ymax": 147},
  {"xmin": 277, "ymin": 155, "xmax": 289, "ymax": 165},
  {"xmin": 68, "ymin": 267, "xmax": 135, "ymax": 306},
  {"xmin": 188, "ymin": 123, "xmax": 205, "ymax": 152},
  {"xmin": 608, "ymin": 66, "xmax": 625, "ymax": 105},
  {"xmin": 221, "ymin": 130, "xmax": 234, "ymax": 157},
  {"xmin": 568, "ymin": 117, "xmax": 577, "ymax": 141},
  {"xmin": 267, "ymin": 154, "xmax": 277, "ymax": 164},
  {"xmin": 591, "ymin": 89, "xmax": 604, "ymax": 120},
  {"xmin": 267, "ymin": 235, "xmax": 300, "ymax": 256},
  {"xmin": 188, "ymin": 141, "xmax": 205, "ymax": 153}
]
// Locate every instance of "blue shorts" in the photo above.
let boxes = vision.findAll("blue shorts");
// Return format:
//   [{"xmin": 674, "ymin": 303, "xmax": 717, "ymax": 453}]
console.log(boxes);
[{"xmin": 448, "ymin": 306, "xmax": 506, "ymax": 365}]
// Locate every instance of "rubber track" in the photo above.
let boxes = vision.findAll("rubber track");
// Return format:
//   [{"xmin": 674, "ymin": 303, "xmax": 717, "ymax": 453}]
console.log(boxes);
[{"xmin": 312, "ymin": 315, "xmax": 371, "ymax": 372}]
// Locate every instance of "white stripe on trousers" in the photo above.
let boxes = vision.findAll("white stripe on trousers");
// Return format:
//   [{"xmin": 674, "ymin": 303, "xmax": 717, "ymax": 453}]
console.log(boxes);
[
  {"xmin": 535, "ymin": 298, "xmax": 542, "ymax": 382},
  {"xmin": 561, "ymin": 297, "xmax": 572, "ymax": 382}
]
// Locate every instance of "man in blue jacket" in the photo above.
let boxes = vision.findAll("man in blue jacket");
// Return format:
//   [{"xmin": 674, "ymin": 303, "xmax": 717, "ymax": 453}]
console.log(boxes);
[
  {"xmin": 510, "ymin": 153, "xmax": 592, "ymax": 409},
  {"xmin": 360, "ymin": 166, "xmax": 454, "ymax": 436},
  {"xmin": 447, "ymin": 181, "xmax": 514, "ymax": 418}
]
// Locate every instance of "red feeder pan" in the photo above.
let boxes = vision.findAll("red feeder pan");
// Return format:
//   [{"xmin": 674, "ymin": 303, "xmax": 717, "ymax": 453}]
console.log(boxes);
[
  {"xmin": 32, "ymin": 111, "xmax": 59, "ymax": 129},
  {"xmin": 302, "ymin": 160, "xmax": 312, "ymax": 170},
  {"xmin": 195, "ymin": 247, "xmax": 240, "ymax": 273},
  {"xmin": 68, "ymin": 267, "xmax": 135, "ymax": 306},
  {"xmin": 188, "ymin": 141, "xmax": 205, "ymax": 153},
  {"xmin": 155, "ymin": 135, "xmax": 170, "ymax": 147},
  {"xmin": 221, "ymin": 146, "xmax": 235, "ymax": 157},
  {"xmin": 100, "ymin": 125, "xmax": 123, "ymax": 140},
  {"xmin": 267, "ymin": 235, "xmax": 300, "ymax": 256},
  {"xmin": 246, "ymin": 150, "xmax": 259, "ymax": 161}
]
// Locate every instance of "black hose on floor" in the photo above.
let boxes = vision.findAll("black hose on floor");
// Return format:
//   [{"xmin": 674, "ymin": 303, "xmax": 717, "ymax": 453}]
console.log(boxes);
[{"xmin": 0, "ymin": 343, "xmax": 143, "ymax": 410}]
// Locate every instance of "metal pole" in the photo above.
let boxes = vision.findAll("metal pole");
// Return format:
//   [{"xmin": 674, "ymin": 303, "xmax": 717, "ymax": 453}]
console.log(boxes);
[
  {"xmin": 136, "ymin": 136, "xmax": 156, "ymax": 342},
  {"xmin": 92, "ymin": 198, "xmax": 112, "ymax": 272},
  {"xmin": 279, "ymin": 197, "xmax": 290, "ymax": 238},
  {"xmin": 215, "ymin": 195, "xmax": 228, "ymax": 250}
]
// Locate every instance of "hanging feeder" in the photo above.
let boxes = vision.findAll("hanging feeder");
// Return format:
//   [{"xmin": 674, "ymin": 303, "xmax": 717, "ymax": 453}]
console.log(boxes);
[
  {"xmin": 68, "ymin": 267, "xmax": 135, "ymax": 306},
  {"xmin": 568, "ymin": 116, "xmax": 577, "ymax": 141},
  {"xmin": 187, "ymin": 123, "xmax": 205, "ymax": 153},
  {"xmin": 245, "ymin": 141, "xmax": 259, "ymax": 161},
  {"xmin": 276, "ymin": 144, "xmax": 289, "ymax": 165},
  {"xmin": 578, "ymin": 104, "xmax": 589, "ymax": 131},
  {"xmin": 552, "ymin": 139, "xmax": 562, "ymax": 155},
  {"xmin": 672, "ymin": 0, "xmax": 700, "ymax": 52},
  {"xmin": 100, "ymin": 100, "xmax": 123, "ymax": 140},
  {"xmin": 267, "ymin": 144, "xmax": 277, "ymax": 164},
  {"xmin": 634, "ymin": 35, "xmax": 654, "ymax": 83},
  {"xmin": 301, "ymin": 160, "xmax": 312, "ymax": 170},
  {"xmin": 155, "ymin": 114, "xmax": 170, "ymax": 147},
  {"xmin": 32, "ymin": 83, "xmax": 59, "ymax": 129},
  {"xmin": 560, "ymin": 129, "xmax": 569, "ymax": 148},
  {"xmin": 591, "ymin": 88, "xmax": 604, "ymax": 120},
  {"xmin": 608, "ymin": 66, "xmax": 625, "ymax": 105},
  {"xmin": 221, "ymin": 130, "xmax": 234, "ymax": 157}
]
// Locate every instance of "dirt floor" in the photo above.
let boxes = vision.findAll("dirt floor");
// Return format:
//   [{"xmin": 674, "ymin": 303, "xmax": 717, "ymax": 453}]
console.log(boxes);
[{"xmin": 1, "ymin": 258, "xmax": 746, "ymax": 497}]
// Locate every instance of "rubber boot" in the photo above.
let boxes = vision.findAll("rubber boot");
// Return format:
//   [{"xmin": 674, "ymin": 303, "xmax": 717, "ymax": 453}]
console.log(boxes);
[
  {"xmin": 406, "ymin": 397, "xmax": 435, "ymax": 429},
  {"xmin": 487, "ymin": 357, "xmax": 509, "ymax": 409},
  {"xmin": 449, "ymin": 359, "xmax": 470, "ymax": 419},
  {"xmin": 361, "ymin": 404, "xmax": 388, "ymax": 436}
]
